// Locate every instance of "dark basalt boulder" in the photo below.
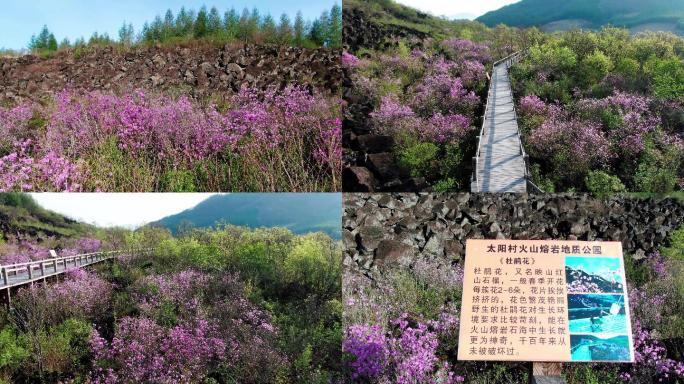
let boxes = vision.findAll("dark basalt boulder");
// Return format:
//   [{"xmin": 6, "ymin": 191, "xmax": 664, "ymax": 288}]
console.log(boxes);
[
  {"xmin": 343, "ymin": 193, "xmax": 684, "ymax": 277},
  {"xmin": 0, "ymin": 44, "xmax": 341, "ymax": 104}
]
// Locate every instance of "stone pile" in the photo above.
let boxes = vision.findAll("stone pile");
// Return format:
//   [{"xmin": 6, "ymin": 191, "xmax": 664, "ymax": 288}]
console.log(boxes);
[
  {"xmin": 344, "ymin": 193, "xmax": 684, "ymax": 275},
  {"xmin": 342, "ymin": 7, "xmax": 434, "ymax": 192},
  {"xmin": 343, "ymin": 8, "xmax": 428, "ymax": 52},
  {"xmin": 0, "ymin": 44, "xmax": 341, "ymax": 102}
]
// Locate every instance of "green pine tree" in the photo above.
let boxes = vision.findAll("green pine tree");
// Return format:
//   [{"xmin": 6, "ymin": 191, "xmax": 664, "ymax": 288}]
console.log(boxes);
[
  {"xmin": 194, "ymin": 6, "xmax": 209, "ymax": 38},
  {"xmin": 294, "ymin": 11, "xmax": 306, "ymax": 46},
  {"xmin": 328, "ymin": 4, "xmax": 342, "ymax": 48}
]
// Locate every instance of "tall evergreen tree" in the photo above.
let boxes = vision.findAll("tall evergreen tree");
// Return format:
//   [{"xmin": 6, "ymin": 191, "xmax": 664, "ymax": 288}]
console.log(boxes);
[
  {"xmin": 141, "ymin": 22, "xmax": 151, "ymax": 42},
  {"xmin": 224, "ymin": 8, "xmax": 239, "ymax": 39},
  {"xmin": 194, "ymin": 6, "xmax": 209, "ymax": 38},
  {"xmin": 294, "ymin": 11, "xmax": 306, "ymax": 46},
  {"xmin": 29, "ymin": 25, "xmax": 52, "ymax": 51},
  {"xmin": 328, "ymin": 4, "xmax": 342, "ymax": 48},
  {"xmin": 47, "ymin": 33, "xmax": 58, "ymax": 51},
  {"xmin": 310, "ymin": 11, "xmax": 329, "ymax": 46},
  {"xmin": 278, "ymin": 14, "xmax": 293, "ymax": 45},
  {"xmin": 163, "ymin": 9, "xmax": 175, "ymax": 38},
  {"xmin": 248, "ymin": 8, "xmax": 261, "ymax": 39},
  {"xmin": 261, "ymin": 14, "xmax": 277, "ymax": 43},
  {"xmin": 237, "ymin": 8, "xmax": 252, "ymax": 41},
  {"xmin": 207, "ymin": 6, "xmax": 222, "ymax": 35},
  {"xmin": 149, "ymin": 15, "xmax": 164, "ymax": 41},
  {"xmin": 59, "ymin": 38, "xmax": 71, "ymax": 49},
  {"xmin": 118, "ymin": 22, "xmax": 134, "ymax": 45},
  {"xmin": 176, "ymin": 7, "xmax": 194, "ymax": 36}
]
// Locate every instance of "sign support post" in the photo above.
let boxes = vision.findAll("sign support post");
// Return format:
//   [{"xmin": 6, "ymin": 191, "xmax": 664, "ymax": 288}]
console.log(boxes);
[{"xmin": 530, "ymin": 362, "xmax": 565, "ymax": 384}]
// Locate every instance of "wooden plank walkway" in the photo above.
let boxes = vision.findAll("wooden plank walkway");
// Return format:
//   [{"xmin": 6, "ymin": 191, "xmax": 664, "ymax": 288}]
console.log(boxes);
[
  {"xmin": 472, "ymin": 55, "xmax": 528, "ymax": 193},
  {"xmin": 1, "ymin": 250, "xmax": 145, "ymax": 290}
]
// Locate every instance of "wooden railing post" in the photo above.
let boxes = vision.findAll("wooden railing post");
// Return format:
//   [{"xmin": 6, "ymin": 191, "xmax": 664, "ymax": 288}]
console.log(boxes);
[
  {"xmin": 1, "ymin": 267, "xmax": 7, "ymax": 286},
  {"xmin": 27, "ymin": 264, "xmax": 33, "ymax": 280},
  {"xmin": 530, "ymin": 362, "xmax": 565, "ymax": 384}
]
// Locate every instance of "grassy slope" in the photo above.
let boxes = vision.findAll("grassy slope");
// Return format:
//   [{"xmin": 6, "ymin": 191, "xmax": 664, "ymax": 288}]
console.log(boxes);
[
  {"xmin": 345, "ymin": 0, "xmax": 487, "ymax": 40},
  {"xmin": 477, "ymin": 0, "xmax": 684, "ymax": 30},
  {"xmin": 0, "ymin": 193, "xmax": 89, "ymax": 241}
]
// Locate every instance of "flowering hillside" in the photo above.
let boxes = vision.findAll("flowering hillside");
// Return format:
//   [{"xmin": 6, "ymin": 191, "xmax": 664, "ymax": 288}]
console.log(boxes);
[
  {"xmin": 344, "ymin": 38, "xmax": 490, "ymax": 191},
  {"xmin": 0, "ymin": 87, "xmax": 341, "ymax": 192},
  {"xmin": 0, "ymin": 224, "xmax": 343, "ymax": 383},
  {"xmin": 511, "ymin": 29, "xmax": 684, "ymax": 193},
  {"xmin": 342, "ymin": 193, "xmax": 684, "ymax": 383}
]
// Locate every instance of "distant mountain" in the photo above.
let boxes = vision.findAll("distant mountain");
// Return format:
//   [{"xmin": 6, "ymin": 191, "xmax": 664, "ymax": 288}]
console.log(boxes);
[
  {"xmin": 151, "ymin": 193, "xmax": 342, "ymax": 239},
  {"xmin": 477, "ymin": 0, "xmax": 684, "ymax": 34}
]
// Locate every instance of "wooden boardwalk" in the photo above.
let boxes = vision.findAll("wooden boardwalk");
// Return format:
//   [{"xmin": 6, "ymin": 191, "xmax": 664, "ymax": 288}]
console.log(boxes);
[
  {"xmin": 0, "ymin": 251, "xmax": 120, "ymax": 290},
  {"xmin": 1, "ymin": 250, "xmax": 152, "ymax": 306},
  {"xmin": 472, "ymin": 53, "xmax": 529, "ymax": 193}
]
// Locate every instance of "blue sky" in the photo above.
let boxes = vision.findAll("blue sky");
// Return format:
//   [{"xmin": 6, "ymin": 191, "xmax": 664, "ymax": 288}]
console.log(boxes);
[{"xmin": 0, "ymin": 0, "xmax": 339, "ymax": 50}]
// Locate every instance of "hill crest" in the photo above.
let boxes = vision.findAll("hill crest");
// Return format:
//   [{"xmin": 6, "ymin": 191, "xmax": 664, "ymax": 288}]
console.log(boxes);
[
  {"xmin": 476, "ymin": 0, "xmax": 684, "ymax": 34},
  {"xmin": 151, "ymin": 193, "xmax": 342, "ymax": 239}
]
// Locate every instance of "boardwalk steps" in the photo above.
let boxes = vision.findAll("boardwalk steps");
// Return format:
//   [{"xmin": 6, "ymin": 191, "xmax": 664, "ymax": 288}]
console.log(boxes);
[{"xmin": 471, "ymin": 51, "xmax": 542, "ymax": 193}]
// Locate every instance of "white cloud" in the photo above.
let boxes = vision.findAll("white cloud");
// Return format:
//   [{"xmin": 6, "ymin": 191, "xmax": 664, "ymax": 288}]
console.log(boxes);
[
  {"xmin": 394, "ymin": 0, "xmax": 519, "ymax": 19},
  {"xmin": 29, "ymin": 193, "xmax": 217, "ymax": 228}
]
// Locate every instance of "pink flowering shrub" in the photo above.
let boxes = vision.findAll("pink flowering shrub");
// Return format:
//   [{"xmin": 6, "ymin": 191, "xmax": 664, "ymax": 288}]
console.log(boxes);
[
  {"xmin": 134, "ymin": 270, "xmax": 211, "ymax": 321},
  {"xmin": 0, "ymin": 240, "xmax": 51, "ymax": 265},
  {"xmin": 9, "ymin": 267, "xmax": 113, "ymax": 331},
  {"xmin": 577, "ymin": 92, "xmax": 660, "ymax": 156},
  {"xmin": 344, "ymin": 258, "xmax": 466, "ymax": 382},
  {"xmin": 342, "ymin": 51, "xmax": 361, "ymax": 68},
  {"xmin": 344, "ymin": 314, "xmax": 465, "ymax": 383},
  {"xmin": 347, "ymin": 38, "xmax": 490, "ymax": 188},
  {"xmin": 422, "ymin": 113, "xmax": 472, "ymax": 144},
  {"xmin": 0, "ymin": 86, "xmax": 341, "ymax": 191},
  {"xmin": 528, "ymin": 108, "xmax": 612, "ymax": 180},
  {"xmin": 510, "ymin": 29, "xmax": 684, "ymax": 192},
  {"xmin": 441, "ymin": 38, "xmax": 491, "ymax": 63},
  {"xmin": 0, "ymin": 140, "xmax": 85, "ymax": 192},
  {"xmin": 519, "ymin": 95, "xmax": 547, "ymax": 116},
  {"xmin": 518, "ymin": 89, "xmax": 684, "ymax": 191},
  {"xmin": 411, "ymin": 73, "xmax": 480, "ymax": 117},
  {"xmin": 76, "ymin": 237, "xmax": 102, "ymax": 253},
  {"xmin": 90, "ymin": 317, "xmax": 226, "ymax": 384},
  {"xmin": 125, "ymin": 270, "xmax": 287, "ymax": 382},
  {"xmin": 50, "ymin": 268, "xmax": 114, "ymax": 321}
]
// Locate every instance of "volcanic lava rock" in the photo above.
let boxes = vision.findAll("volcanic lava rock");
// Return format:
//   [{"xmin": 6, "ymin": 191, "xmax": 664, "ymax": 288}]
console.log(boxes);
[
  {"xmin": 0, "ymin": 44, "xmax": 341, "ymax": 103},
  {"xmin": 343, "ymin": 193, "xmax": 684, "ymax": 277}
]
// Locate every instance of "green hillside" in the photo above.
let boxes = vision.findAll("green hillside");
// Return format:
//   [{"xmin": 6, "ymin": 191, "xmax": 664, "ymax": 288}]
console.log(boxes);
[
  {"xmin": 477, "ymin": 0, "xmax": 684, "ymax": 33},
  {"xmin": 344, "ymin": 0, "xmax": 489, "ymax": 41},
  {"xmin": 151, "ymin": 193, "xmax": 342, "ymax": 239},
  {"xmin": 0, "ymin": 193, "xmax": 89, "ymax": 241}
]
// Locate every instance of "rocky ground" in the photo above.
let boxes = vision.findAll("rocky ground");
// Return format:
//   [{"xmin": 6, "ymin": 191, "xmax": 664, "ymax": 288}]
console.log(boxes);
[
  {"xmin": 342, "ymin": 88, "xmax": 430, "ymax": 192},
  {"xmin": 342, "ymin": 7, "xmax": 441, "ymax": 192},
  {"xmin": 0, "ymin": 44, "xmax": 341, "ymax": 103},
  {"xmin": 343, "ymin": 7, "xmax": 428, "ymax": 52},
  {"xmin": 343, "ymin": 193, "xmax": 684, "ymax": 277}
]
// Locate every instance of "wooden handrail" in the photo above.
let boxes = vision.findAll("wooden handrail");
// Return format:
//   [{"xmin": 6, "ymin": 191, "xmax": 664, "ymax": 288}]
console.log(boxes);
[
  {"xmin": 0, "ymin": 249, "xmax": 152, "ymax": 287},
  {"xmin": 472, "ymin": 49, "xmax": 536, "ymax": 192}
]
